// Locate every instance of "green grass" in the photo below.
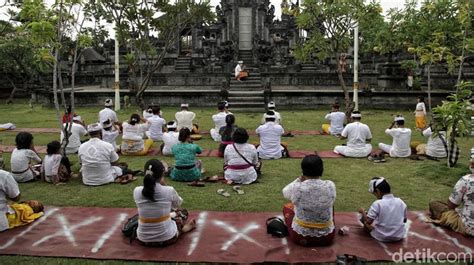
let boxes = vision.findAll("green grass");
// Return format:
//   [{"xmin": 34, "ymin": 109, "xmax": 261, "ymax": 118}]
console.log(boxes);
[{"xmin": 0, "ymin": 103, "xmax": 472, "ymax": 264}]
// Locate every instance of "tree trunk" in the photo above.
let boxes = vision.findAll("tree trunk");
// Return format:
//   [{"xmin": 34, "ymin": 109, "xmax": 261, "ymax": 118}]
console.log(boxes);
[
  {"xmin": 336, "ymin": 53, "xmax": 354, "ymax": 121},
  {"xmin": 427, "ymin": 64, "xmax": 432, "ymax": 114},
  {"xmin": 456, "ymin": 29, "xmax": 466, "ymax": 90},
  {"xmin": 6, "ymin": 77, "xmax": 17, "ymax": 104}
]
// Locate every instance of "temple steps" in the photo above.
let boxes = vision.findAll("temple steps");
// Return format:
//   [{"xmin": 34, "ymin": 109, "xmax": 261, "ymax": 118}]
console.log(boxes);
[{"xmin": 175, "ymin": 56, "xmax": 192, "ymax": 72}]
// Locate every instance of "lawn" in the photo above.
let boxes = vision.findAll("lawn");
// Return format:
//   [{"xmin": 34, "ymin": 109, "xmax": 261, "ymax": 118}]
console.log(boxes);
[{"xmin": 0, "ymin": 103, "xmax": 472, "ymax": 264}]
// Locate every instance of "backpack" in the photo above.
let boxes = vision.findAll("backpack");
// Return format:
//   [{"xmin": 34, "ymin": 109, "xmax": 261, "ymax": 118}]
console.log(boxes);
[
  {"xmin": 122, "ymin": 214, "xmax": 139, "ymax": 243},
  {"xmin": 266, "ymin": 217, "xmax": 288, "ymax": 238}
]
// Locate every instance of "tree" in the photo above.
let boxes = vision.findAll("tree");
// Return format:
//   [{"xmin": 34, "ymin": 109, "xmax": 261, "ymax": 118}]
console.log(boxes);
[
  {"xmin": 432, "ymin": 81, "xmax": 472, "ymax": 168},
  {"xmin": 295, "ymin": 0, "xmax": 374, "ymax": 118},
  {"xmin": 93, "ymin": 0, "xmax": 214, "ymax": 109}
]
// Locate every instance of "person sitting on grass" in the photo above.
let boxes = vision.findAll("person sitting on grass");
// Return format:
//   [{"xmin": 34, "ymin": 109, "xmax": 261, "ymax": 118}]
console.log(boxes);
[
  {"xmin": 322, "ymin": 104, "xmax": 345, "ymax": 136},
  {"xmin": 256, "ymin": 111, "xmax": 287, "ymax": 159},
  {"xmin": 134, "ymin": 159, "xmax": 196, "ymax": 247},
  {"xmin": 224, "ymin": 128, "xmax": 259, "ymax": 185},
  {"xmin": 170, "ymin": 128, "xmax": 204, "ymax": 183},
  {"xmin": 60, "ymin": 115, "xmax": 87, "ymax": 155},
  {"xmin": 102, "ymin": 118, "xmax": 120, "ymax": 150},
  {"xmin": 359, "ymin": 177, "xmax": 407, "ymax": 242},
  {"xmin": 426, "ymin": 155, "xmax": 474, "ymax": 237},
  {"xmin": 333, "ymin": 111, "xmax": 372, "ymax": 158},
  {"xmin": 414, "ymin": 123, "xmax": 447, "ymax": 159},
  {"xmin": 261, "ymin": 102, "xmax": 282, "ymax": 125},
  {"xmin": 78, "ymin": 123, "xmax": 124, "ymax": 186},
  {"xmin": 99, "ymin": 98, "xmax": 120, "ymax": 126},
  {"xmin": 210, "ymin": 101, "xmax": 230, "ymax": 142},
  {"xmin": 218, "ymin": 114, "xmax": 237, "ymax": 157},
  {"xmin": 41, "ymin": 141, "xmax": 71, "ymax": 184},
  {"xmin": 378, "ymin": 115, "xmax": 412, "ymax": 158},
  {"xmin": 0, "ymin": 169, "xmax": 21, "ymax": 232},
  {"xmin": 10, "ymin": 132, "xmax": 42, "ymax": 183},
  {"xmin": 175, "ymin": 104, "xmax": 196, "ymax": 132},
  {"xmin": 161, "ymin": 121, "xmax": 179, "ymax": 156},
  {"xmin": 282, "ymin": 155, "xmax": 336, "ymax": 246},
  {"xmin": 146, "ymin": 105, "xmax": 166, "ymax": 142},
  {"xmin": 121, "ymin": 114, "xmax": 153, "ymax": 156}
]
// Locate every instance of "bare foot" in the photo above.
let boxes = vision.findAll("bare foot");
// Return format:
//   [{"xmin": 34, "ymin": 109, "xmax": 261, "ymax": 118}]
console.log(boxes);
[{"xmin": 182, "ymin": 219, "xmax": 196, "ymax": 233}]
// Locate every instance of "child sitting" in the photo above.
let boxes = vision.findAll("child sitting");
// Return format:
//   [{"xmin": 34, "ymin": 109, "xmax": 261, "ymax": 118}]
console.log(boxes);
[
  {"xmin": 359, "ymin": 177, "xmax": 407, "ymax": 242},
  {"xmin": 41, "ymin": 141, "xmax": 72, "ymax": 184}
]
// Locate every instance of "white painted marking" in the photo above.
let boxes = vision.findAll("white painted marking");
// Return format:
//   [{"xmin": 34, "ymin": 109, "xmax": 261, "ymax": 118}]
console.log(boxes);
[
  {"xmin": 33, "ymin": 215, "xmax": 103, "ymax": 247},
  {"xmin": 213, "ymin": 220, "xmax": 264, "ymax": 251},
  {"xmin": 416, "ymin": 212, "xmax": 473, "ymax": 253},
  {"xmin": 187, "ymin": 211, "xmax": 208, "ymax": 256},
  {"xmin": 378, "ymin": 241, "xmax": 394, "ymax": 256},
  {"xmin": 0, "ymin": 208, "xmax": 59, "ymax": 249},
  {"xmin": 91, "ymin": 213, "xmax": 127, "ymax": 253}
]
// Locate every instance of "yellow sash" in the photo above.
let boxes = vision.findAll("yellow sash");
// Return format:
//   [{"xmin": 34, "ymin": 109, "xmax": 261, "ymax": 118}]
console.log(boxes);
[
  {"xmin": 139, "ymin": 214, "xmax": 171, "ymax": 223},
  {"xmin": 294, "ymin": 217, "xmax": 333, "ymax": 229}
]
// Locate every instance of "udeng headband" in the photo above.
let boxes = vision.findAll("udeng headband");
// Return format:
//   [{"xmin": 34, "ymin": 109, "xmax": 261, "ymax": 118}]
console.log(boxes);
[{"xmin": 368, "ymin": 177, "xmax": 385, "ymax": 193}]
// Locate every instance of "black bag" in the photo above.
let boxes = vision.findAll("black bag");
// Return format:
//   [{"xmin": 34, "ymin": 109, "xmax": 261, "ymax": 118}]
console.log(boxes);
[
  {"xmin": 266, "ymin": 217, "xmax": 288, "ymax": 238},
  {"xmin": 122, "ymin": 214, "xmax": 139, "ymax": 243}
]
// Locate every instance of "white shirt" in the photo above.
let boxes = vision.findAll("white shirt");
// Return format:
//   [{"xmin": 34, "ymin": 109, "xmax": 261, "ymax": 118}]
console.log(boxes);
[
  {"xmin": 256, "ymin": 122, "xmax": 284, "ymax": 159},
  {"xmin": 415, "ymin": 102, "xmax": 426, "ymax": 116},
  {"xmin": 367, "ymin": 194, "xmax": 407, "ymax": 242},
  {"xmin": 283, "ymin": 178, "xmax": 336, "ymax": 237},
  {"xmin": 60, "ymin": 123, "xmax": 87, "ymax": 154},
  {"xmin": 147, "ymin": 115, "xmax": 166, "ymax": 141},
  {"xmin": 10, "ymin": 148, "xmax": 42, "ymax": 182},
  {"xmin": 143, "ymin": 110, "xmax": 153, "ymax": 120},
  {"xmin": 261, "ymin": 111, "xmax": 282, "ymax": 125},
  {"xmin": 422, "ymin": 128, "xmax": 447, "ymax": 158},
  {"xmin": 134, "ymin": 184, "xmax": 183, "ymax": 242},
  {"xmin": 234, "ymin": 64, "xmax": 242, "ymax": 77},
  {"xmin": 211, "ymin": 112, "xmax": 229, "ymax": 141},
  {"xmin": 175, "ymin": 110, "xmax": 196, "ymax": 131},
  {"xmin": 449, "ymin": 174, "xmax": 474, "ymax": 236},
  {"xmin": 325, "ymin": 112, "xmax": 346, "ymax": 135},
  {"xmin": 99, "ymin": 107, "xmax": 118, "ymax": 124},
  {"xmin": 102, "ymin": 129, "xmax": 119, "ymax": 147},
  {"xmin": 342, "ymin": 121, "xmax": 372, "ymax": 147},
  {"xmin": 385, "ymin": 128, "xmax": 412, "ymax": 157},
  {"xmin": 41, "ymin": 154, "xmax": 62, "ymax": 182},
  {"xmin": 162, "ymin": 131, "xmax": 179, "ymax": 155},
  {"xmin": 78, "ymin": 138, "xmax": 121, "ymax": 186},
  {"xmin": 122, "ymin": 122, "xmax": 149, "ymax": 141},
  {"xmin": 224, "ymin": 143, "xmax": 258, "ymax": 184},
  {"xmin": 0, "ymin": 170, "xmax": 20, "ymax": 231}
]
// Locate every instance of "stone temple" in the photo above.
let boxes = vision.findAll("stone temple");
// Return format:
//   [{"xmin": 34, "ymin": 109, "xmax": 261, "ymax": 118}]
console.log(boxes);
[{"xmin": 24, "ymin": 0, "xmax": 473, "ymax": 109}]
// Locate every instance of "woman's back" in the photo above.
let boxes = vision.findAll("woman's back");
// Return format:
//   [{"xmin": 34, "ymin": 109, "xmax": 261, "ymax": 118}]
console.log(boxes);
[{"xmin": 133, "ymin": 184, "xmax": 183, "ymax": 243}]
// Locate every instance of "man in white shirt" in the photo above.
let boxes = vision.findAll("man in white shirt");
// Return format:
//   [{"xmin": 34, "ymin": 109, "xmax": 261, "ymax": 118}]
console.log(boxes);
[
  {"xmin": 378, "ymin": 116, "xmax": 412, "ymax": 158},
  {"xmin": 0, "ymin": 169, "xmax": 20, "ymax": 231},
  {"xmin": 175, "ymin": 103, "xmax": 196, "ymax": 132},
  {"xmin": 98, "ymin": 98, "xmax": 119, "ymax": 125},
  {"xmin": 322, "ymin": 104, "xmax": 345, "ymax": 136},
  {"xmin": 256, "ymin": 111, "xmax": 285, "ymax": 159},
  {"xmin": 210, "ymin": 101, "xmax": 231, "ymax": 142},
  {"xmin": 146, "ymin": 106, "xmax": 166, "ymax": 141},
  {"xmin": 234, "ymin": 61, "xmax": 247, "ymax": 82},
  {"xmin": 161, "ymin": 121, "xmax": 180, "ymax": 156},
  {"xmin": 60, "ymin": 115, "xmax": 88, "ymax": 154},
  {"xmin": 416, "ymin": 125, "xmax": 447, "ymax": 158},
  {"xmin": 359, "ymin": 177, "xmax": 407, "ymax": 242},
  {"xmin": 333, "ymin": 111, "xmax": 373, "ymax": 157},
  {"xmin": 102, "ymin": 119, "xmax": 120, "ymax": 149},
  {"xmin": 78, "ymin": 123, "xmax": 122, "ymax": 186},
  {"xmin": 261, "ymin": 101, "xmax": 282, "ymax": 125}
]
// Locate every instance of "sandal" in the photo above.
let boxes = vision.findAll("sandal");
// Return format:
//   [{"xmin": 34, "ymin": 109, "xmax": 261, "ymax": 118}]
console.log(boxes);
[
  {"xmin": 232, "ymin": 185, "xmax": 244, "ymax": 195},
  {"xmin": 217, "ymin": 189, "xmax": 230, "ymax": 197},
  {"xmin": 202, "ymin": 175, "xmax": 223, "ymax": 182},
  {"xmin": 187, "ymin": 181, "xmax": 205, "ymax": 187}
]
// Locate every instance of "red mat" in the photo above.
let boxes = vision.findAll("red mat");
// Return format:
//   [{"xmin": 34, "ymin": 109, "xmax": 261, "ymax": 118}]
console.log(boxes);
[
  {"xmin": 0, "ymin": 146, "xmax": 342, "ymax": 159},
  {"xmin": 4, "ymin": 128, "xmax": 323, "ymax": 136},
  {"xmin": 0, "ymin": 207, "xmax": 472, "ymax": 263}
]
